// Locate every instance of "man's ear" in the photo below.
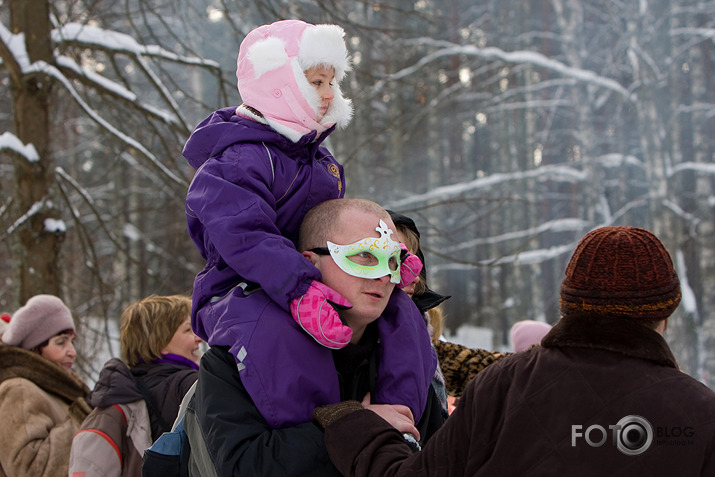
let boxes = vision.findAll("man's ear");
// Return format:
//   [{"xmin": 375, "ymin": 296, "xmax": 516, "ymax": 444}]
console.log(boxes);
[
  {"xmin": 302, "ymin": 250, "xmax": 320, "ymax": 266},
  {"xmin": 655, "ymin": 318, "xmax": 668, "ymax": 336}
]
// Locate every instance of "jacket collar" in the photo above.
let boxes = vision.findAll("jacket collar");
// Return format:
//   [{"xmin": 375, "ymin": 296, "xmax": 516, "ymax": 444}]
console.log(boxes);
[
  {"xmin": 541, "ymin": 314, "xmax": 678, "ymax": 369},
  {"xmin": 0, "ymin": 342, "xmax": 89, "ymax": 401}
]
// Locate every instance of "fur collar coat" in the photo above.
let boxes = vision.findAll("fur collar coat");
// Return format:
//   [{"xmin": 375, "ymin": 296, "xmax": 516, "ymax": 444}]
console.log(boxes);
[{"xmin": 0, "ymin": 342, "xmax": 90, "ymax": 477}]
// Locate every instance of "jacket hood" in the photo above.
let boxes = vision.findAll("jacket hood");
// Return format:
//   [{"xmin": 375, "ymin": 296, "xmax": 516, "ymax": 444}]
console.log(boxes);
[
  {"xmin": 236, "ymin": 19, "xmax": 353, "ymax": 142},
  {"xmin": 88, "ymin": 357, "xmax": 143, "ymax": 407}
]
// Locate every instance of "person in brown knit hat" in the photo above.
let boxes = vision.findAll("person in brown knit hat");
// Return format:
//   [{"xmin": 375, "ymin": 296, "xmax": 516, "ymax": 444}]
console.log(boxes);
[
  {"xmin": 313, "ymin": 226, "xmax": 715, "ymax": 476},
  {"xmin": 560, "ymin": 226, "xmax": 682, "ymax": 324},
  {"xmin": 0, "ymin": 294, "xmax": 91, "ymax": 477}
]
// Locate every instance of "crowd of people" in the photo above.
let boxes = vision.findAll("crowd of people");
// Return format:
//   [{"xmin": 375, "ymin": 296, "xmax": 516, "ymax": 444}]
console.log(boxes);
[{"xmin": 1, "ymin": 17, "xmax": 714, "ymax": 477}]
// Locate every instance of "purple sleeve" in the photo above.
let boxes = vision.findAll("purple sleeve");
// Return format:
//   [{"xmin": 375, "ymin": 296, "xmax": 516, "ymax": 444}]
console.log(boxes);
[
  {"xmin": 186, "ymin": 145, "xmax": 318, "ymax": 310},
  {"xmin": 375, "ymin": 289, "xmax": 437, "ymax": 424}
]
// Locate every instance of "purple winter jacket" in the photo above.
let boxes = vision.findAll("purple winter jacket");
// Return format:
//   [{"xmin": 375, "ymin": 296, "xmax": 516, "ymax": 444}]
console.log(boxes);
[
  {"xmin": 184, "ymin": 107, "xmax": 436, "ymax": 428},
  {"xmin": 185, "ymin": 106, "xmax": 345, "ymax": 334}
]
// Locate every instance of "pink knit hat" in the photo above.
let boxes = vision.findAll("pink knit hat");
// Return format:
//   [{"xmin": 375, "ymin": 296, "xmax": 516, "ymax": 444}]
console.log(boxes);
[
  {"xmin": 2, "ymin": 295, "xmax": 75, "ymax": 350},
  {"xmin": 510, "ymin": 320, "xmax": 553, "ymax": 352},
  {"xmin": 236, "ymin": 19, "xmax": 353, "ymax": 142}
]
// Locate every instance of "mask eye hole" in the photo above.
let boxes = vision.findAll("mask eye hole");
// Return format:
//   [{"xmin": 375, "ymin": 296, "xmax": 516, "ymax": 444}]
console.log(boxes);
[
  {"xmin": 388, "ymin": 256, "xmax": 399, "ymax": 271},
  {"xmin": 347, "ymin": 251, "xmax": 378, "ymax": 267}
]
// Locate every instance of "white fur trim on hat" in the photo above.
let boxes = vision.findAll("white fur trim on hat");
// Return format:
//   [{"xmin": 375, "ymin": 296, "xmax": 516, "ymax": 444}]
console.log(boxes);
[
  {"xmin": 2, "ymin": 294, "xmax": 75, "ymax": 350},
  {"xmin": 298, "ymin": 24, "xmax": 351, "ymax": 81}
]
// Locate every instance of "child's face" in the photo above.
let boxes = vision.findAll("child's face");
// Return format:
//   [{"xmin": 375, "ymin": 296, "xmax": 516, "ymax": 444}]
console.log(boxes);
[{"xmin": 304, "ymin": 66, "xmax": 336, "ymax": 120}]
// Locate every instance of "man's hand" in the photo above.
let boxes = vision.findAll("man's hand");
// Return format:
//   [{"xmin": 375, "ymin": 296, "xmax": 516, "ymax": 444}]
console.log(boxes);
[{"xmin": 361, "ymin": 393, "xmax": 420, "ymax": 441}]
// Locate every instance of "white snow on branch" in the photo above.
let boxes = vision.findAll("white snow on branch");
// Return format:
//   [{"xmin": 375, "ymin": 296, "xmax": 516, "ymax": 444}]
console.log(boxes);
[
  {"xmin": 55, "ymin": 55, "xmax": 182, "ymax": 128},
  {"xmin": 56, "ymin": 55, "xmax": 137, "ymax": 101},
  {"xmin": 44, "ymin": 218, "xmax": 66, "ymax": 233},
  {"xmin": 445, "ymin": 218, "xmax": 590, "ymax": 253},
  {"xmin": 52, "ymin": 23, "xmax": 221, "ymax": 131},
  {"xmin": 679, "ymin": 102, "xmax": 715, "ymax": 119},
  {"xmin": 24, "ymin": 60, "xmax": 185, "ymax": 187},
  {"xmin": 671, "ymin": 28, "xmax": 715, "ymax": 39},
  {"xmin": 594, "ymin": 153, "xmax": 644, "ymax": 169},
  {"xmin": 121, "ymin": 222, "xmax": 196, "ymax": 272},
  {"xmin": 387, "ymin": 165, "xmax": 588, "ymax": 210},
  {"xmin": 663, "ymin": 199, "xmax": 701, "ymax": 230},
  {"xmin": 0, "ymin": 132, "xmax": 39, "ymax": 162},
  {"xmin": 123, "ymin": 223, "xmax": 141, "ymax": 242},
  {"xmin": 52, "ymin": 23, "xmax": 219, "ymax": 68},
  {"xmin": 378, "ymin": 38, "xmax": 630, "ymax": 98},
  {"xmin": 669, "ymin": 162, "xmax": 715, "ymax": 177},
  {"xmin": 0, "ymin": 22, "xmax": 30, "ymax": 68},
  {"xmin": 7, "ymin": 199, "xmax": 48, "ymax": 235},
  {"xmin": 431, "ymin": 242, "xmax": 577, "ymax": 274},
  {"xmin": 493, "ymin": 242, "xmax": 577, "ymax": 266},
  {"xmin": 676, "ymin": 249, "xmax": 697, "ymax": 314}
]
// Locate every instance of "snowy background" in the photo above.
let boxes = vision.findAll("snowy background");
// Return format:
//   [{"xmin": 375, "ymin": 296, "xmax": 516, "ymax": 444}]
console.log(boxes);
[{"xmin": 1, "ymin": 1, "xmax": 714, "ymax": 387}]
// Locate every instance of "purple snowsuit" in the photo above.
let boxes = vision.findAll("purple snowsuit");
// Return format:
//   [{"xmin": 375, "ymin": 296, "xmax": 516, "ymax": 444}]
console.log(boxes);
[{"xmin": 184, "ymin": 107, "xmax": 436, "ymax": 428}]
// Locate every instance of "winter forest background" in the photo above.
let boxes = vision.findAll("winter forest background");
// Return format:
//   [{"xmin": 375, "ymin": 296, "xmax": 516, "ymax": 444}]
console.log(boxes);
[{"xmin": 1, "ymin": 0, "xmax": 714, "ymax": 387}]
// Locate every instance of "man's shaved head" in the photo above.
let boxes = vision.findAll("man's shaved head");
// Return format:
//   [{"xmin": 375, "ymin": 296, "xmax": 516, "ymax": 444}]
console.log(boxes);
[{"xmin": 299, "ymin": 198, "xmax": 392, "ymax": 251}]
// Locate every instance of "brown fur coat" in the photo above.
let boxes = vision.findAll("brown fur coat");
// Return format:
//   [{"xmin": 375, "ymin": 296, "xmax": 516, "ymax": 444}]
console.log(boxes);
[{"xmin": 0, "ymin": 342, "xmax": 90, "ymax": 477}]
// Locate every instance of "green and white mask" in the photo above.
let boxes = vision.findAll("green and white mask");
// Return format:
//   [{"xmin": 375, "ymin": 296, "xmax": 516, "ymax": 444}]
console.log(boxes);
[{"xmin": 326, "ymin": 220, "xmax": 402, "ymax": 284}]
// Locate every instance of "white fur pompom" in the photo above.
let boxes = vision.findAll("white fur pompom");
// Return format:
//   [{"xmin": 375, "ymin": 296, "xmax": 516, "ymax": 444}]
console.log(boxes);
[{"xmin": 248, "ymin": 37, "xmax": 289, "ymax": 78}]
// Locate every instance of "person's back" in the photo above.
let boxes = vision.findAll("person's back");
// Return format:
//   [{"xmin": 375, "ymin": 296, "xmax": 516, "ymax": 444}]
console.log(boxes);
[
  {"xmin": 69, "ymin": 295, "xmax": 201, "ymax": 477},
  {"xmin": 449, "ymin": 320, "xmax": 715, "ymax": 475},
  {"xmin": 315, "ymin": 226, "xmax": 715, "ymax": 476}
]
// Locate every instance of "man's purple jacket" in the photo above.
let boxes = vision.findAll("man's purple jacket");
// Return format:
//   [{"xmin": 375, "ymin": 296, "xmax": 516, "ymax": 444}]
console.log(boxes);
[{"xmin": 184, "ymin": 107, "xmax": 436, "ymax": 428}]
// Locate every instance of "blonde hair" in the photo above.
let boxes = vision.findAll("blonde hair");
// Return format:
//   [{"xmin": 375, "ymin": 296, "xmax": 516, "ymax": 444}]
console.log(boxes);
[
  {"xmin": 120, "ymin": 295, "xmax": 192, "ymax": 366},
  {"xmin": 427, "ymin": 308, "xmax": 445, "ymax": 343}
]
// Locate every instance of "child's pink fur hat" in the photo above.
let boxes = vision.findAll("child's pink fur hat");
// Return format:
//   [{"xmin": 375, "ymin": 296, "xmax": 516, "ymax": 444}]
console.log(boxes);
[{"xmin": 236, "ymin": 20, "xmax": 353, "ymax": 142}]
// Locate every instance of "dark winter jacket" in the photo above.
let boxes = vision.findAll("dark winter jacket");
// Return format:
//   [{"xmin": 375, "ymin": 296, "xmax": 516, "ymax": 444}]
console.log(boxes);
[
  {"xmin": 0, "ymin": 342, "xmax": 90, "ymax": 477},
  {"xmin": 319, "ymin": 314, "xmax": 715, "ymax": 476},
  {"xmin": 68, "ymin": 358, "xmax": 197, "ymax": 477},
  {"xmin": 190, "ymin": 322, "xmax": 445, "ymax": 477}
]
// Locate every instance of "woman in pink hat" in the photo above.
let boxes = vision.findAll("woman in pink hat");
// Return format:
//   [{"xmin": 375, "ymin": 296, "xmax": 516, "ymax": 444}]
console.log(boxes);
[{"xmin": 0, "ymin": 294, "xmax": 90, "ymax": 477}]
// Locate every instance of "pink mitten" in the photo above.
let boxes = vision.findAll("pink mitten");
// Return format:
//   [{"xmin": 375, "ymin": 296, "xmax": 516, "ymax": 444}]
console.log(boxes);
[
  {"xmin": 397, "ymin": 243, "xmax": 423, "ymax": 289},
  {"xmin": 291, "ymin": 281, "xmax": 353, "ymax": 349}
]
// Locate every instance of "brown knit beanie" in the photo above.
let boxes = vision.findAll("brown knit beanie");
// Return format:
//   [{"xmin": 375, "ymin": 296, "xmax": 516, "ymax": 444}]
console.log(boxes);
[
  {"xmin": 2, "ymin": 294, "xmax": 76, "ymax": 349},
  {"xmin": 560, "ymin": 226, "xmax": 681, "ymax": 322}
]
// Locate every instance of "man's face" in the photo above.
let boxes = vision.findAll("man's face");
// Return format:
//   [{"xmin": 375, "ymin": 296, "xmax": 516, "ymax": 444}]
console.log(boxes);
[{"xmin": 312, "ymin": 210, "xmax": 397, "ymax": 334}]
